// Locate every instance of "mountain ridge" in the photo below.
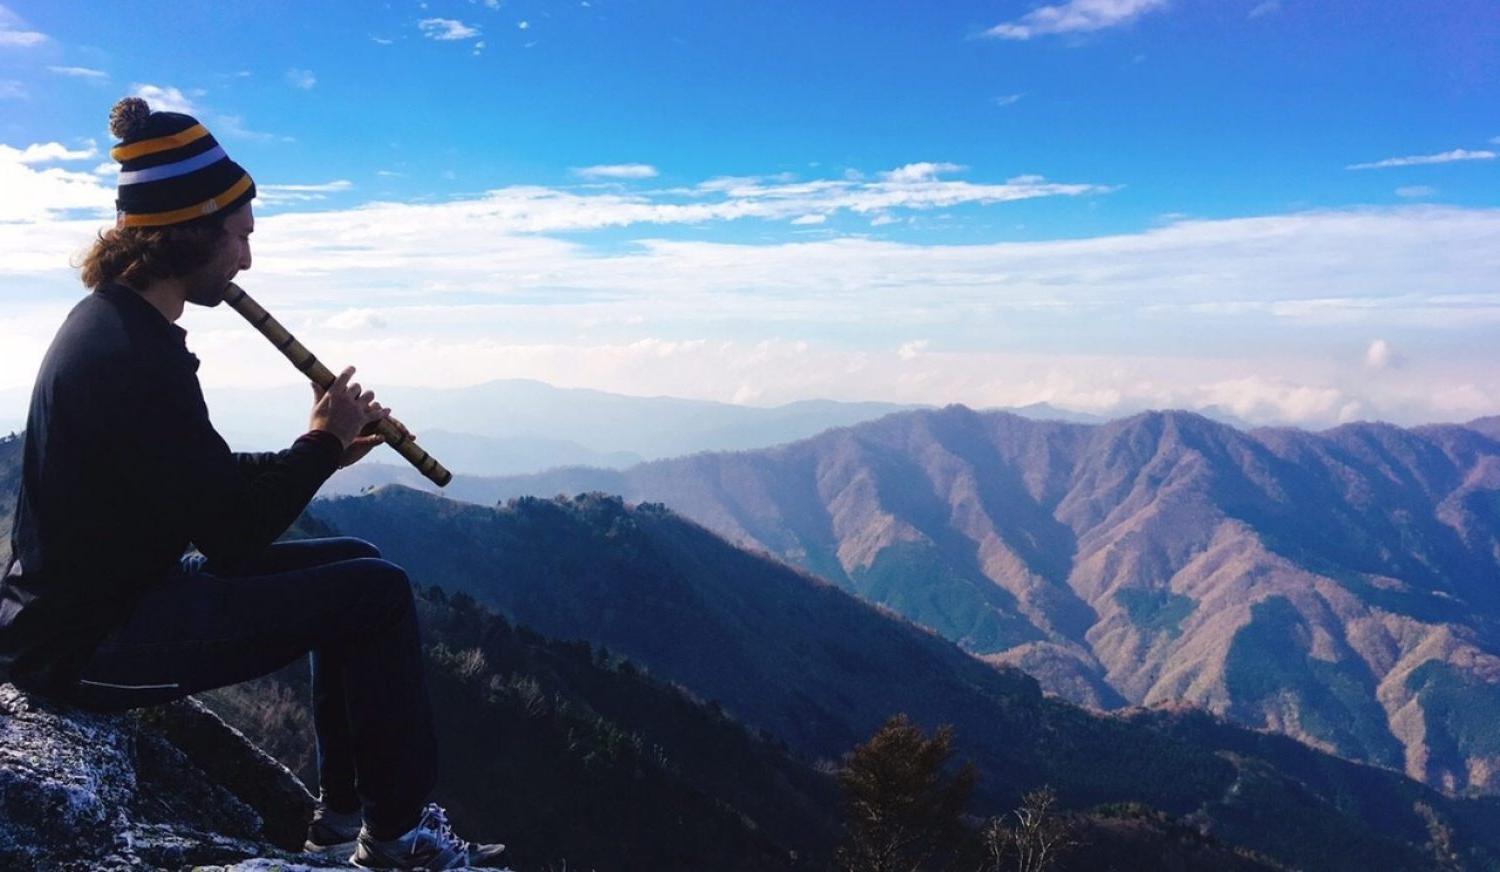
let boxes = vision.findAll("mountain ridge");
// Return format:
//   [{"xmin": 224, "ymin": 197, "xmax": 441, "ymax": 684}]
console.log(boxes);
[{"xmin": 403, "ymin": 404, "xmax": 1500, "ymax": 794}]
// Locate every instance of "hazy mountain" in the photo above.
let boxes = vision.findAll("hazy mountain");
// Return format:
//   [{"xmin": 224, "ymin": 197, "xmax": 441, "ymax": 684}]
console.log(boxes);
[
  {"xmin": 195, "ymin": 379, "xmax": 927, "ymax": 462},
  {"xmin": 420, "ymin": 405, "xmax": 1500, "ymax": 796},
  {"xmin": 311, "ymin": 486, "xmax": 1500, "ymax": 870},
  {"xmin": 1467, "ymin": 415, "xmax": 1500, "ymax": 441}
]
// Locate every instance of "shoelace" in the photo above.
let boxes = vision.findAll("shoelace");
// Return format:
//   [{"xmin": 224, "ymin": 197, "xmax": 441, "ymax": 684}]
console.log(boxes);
[{"xmin": 414, "ymin": 802, "xmax": 470, "ymax": 858}]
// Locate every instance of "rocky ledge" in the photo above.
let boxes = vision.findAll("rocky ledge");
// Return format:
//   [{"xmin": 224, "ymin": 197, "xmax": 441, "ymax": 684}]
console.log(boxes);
[{"xmin": 1, "ymin": 681, "xmax": 321, "ymax": 870}]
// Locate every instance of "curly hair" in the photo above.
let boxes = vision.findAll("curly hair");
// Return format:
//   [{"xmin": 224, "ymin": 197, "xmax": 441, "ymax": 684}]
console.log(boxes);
[{"xmin": 76, "ymin": 223, "xmax": 226, "ymax": 290}]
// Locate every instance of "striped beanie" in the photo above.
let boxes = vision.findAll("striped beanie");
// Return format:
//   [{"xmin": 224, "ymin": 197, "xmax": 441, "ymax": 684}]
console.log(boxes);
[{"xmin": 108, "ymin": 97, "xmax": 256, "ymax": 229}]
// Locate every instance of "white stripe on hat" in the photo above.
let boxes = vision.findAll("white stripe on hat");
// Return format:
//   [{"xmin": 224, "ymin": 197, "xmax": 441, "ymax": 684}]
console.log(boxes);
[{"xmin": 117, "ymin": 144, "xmax": 227, "ymax": 187}]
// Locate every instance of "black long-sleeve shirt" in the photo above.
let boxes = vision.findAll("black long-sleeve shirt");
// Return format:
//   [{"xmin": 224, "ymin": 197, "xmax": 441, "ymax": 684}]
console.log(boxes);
[{"xmin": 0, "ymin": 282, "xmax": 344, "ymax": 692}]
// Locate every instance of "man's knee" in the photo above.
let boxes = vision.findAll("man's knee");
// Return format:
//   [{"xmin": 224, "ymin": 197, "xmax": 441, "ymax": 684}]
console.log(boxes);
[
  {"xmin": 357, "ymin": 558, "xmax": 415, "ymax": 610},
  {"xmin": 334, "ymin": 537, "xmax": 382, "ymax": 560}
]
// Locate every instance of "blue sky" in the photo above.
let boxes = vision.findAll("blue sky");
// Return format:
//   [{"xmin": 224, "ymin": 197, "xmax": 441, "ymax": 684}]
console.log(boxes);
[{"xmin": 1, "ymin": 0, "xmax": 1498, "ymax": 428}]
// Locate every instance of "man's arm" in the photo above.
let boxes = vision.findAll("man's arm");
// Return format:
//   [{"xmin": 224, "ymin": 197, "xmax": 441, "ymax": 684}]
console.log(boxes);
[{"xmin": 234, "ymin": 444, "xmax": 342, "ymax": 488}]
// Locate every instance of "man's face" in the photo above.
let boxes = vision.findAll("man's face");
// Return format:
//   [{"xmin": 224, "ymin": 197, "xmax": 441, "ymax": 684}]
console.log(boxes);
[{"xmin": 185, "ymin": 203, "xmax": 254, "ymax": 307}]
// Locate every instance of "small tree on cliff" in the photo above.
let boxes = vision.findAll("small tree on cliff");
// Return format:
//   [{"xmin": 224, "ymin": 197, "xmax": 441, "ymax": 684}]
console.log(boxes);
[{"xmin": 835, "ymin": 714, "xmax": 978, "ymax": 872}]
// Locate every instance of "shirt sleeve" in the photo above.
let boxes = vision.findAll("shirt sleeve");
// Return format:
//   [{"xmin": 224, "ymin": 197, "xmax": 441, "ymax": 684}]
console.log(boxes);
[
  {"xmin": 114, "ymin": 358, "xmax": 344, "ymax": 570},
  {"xmin": 234, "ymin": 434, "xmax": 345, "ymax": 487}
]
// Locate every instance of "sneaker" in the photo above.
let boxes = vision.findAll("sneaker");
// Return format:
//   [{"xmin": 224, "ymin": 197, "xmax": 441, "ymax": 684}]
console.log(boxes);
[
  {"xmin": 349, "ymin": 801, "xmax": 507, "ymax": 870},
  {"xmin": 304, "ymin": 802, "xmax": 363, "ymax": 855}
]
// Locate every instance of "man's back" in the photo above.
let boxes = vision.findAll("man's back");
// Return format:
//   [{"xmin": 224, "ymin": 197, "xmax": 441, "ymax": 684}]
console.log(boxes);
[{"xmin": 1, "ymin": 284, "xmax": 200, "ymax": 690}]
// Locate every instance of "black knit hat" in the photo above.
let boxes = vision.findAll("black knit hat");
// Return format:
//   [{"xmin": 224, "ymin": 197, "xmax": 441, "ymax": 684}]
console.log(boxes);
[{"xmin": 108, "ymin": 97, "xmax": 256, "ymax": 229}]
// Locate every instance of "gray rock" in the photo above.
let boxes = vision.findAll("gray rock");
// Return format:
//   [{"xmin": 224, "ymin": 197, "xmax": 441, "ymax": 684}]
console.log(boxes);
[{"xmin": 0, "ymin": 683, "xmax": 319, "ymax": 870}]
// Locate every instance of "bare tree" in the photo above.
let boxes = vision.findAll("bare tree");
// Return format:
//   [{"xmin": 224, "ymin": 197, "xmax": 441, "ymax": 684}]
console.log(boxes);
[{"xmin": 978, "ymin": 786, "xmax": 1073, "ymax": 872}]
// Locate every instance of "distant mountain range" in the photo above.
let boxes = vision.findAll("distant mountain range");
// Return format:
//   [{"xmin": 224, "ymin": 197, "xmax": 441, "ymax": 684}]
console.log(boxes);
[
  {"xmin": 0, "ymin": 378, "xmax": 1117, "ymax": 480},
  {"xmin": 346, "ymin": 406, "xmax": 1500, "ymax": 797},
  {"xmin": 310, "ymin": 485, "xmax": 1500, "ymax": 870}
]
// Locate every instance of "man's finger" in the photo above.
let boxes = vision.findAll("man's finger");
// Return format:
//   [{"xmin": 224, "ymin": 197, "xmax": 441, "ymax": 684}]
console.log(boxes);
[{"xmin": 332, "ymin": 366, "xmax": 354, "ymax": 392}]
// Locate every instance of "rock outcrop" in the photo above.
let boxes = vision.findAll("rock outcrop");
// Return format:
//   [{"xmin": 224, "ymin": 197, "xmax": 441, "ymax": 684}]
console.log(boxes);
[{"xmin": 0, "ymin": 682, "xmax": 317, "ymax": 870}]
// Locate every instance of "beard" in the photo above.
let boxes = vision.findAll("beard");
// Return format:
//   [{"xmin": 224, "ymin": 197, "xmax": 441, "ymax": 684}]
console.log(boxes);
[
  {"xmin": 183, "ymin": 265, "xmax": 233, "ymax": 307},
  {"xmin": 185, "ymin": 281, "xmax": 226, "ymax": 307}
]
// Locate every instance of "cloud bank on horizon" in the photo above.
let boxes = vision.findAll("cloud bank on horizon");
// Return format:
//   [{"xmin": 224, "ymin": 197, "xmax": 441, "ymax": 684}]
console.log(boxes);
[{"xmin": 0, "ymin": 0, "xmax": 1496, "ymax": 430}]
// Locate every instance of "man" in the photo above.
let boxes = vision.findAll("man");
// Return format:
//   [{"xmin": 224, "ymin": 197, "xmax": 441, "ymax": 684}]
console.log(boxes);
[{"xmin": 0, "ymin": 97, "xmax": 505, "ymax": 871}]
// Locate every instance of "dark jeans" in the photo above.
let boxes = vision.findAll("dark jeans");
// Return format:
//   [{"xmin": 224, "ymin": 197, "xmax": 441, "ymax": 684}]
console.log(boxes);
[{"xmin": 48, "ymin": 537, "xmax": 437, "ymax": 840}]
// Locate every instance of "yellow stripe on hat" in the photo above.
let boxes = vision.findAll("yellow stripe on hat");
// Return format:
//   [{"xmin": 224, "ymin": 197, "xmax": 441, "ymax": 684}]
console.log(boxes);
[
  {"xmin": 109, "ymin": 123, "xmax": 210, "ymax": 162},
  {"xmin": 117, "ymin": 174, "xmax": 253, "ymax": 228}
]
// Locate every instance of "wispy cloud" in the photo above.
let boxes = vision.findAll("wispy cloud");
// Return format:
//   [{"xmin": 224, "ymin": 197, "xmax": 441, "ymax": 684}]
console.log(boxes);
[
  {"xmin": 1247, "ymin": 0, "xmax": 1280, "ymax": 18},
  {"xmin": 47, "ymin": 65, "xmax": 108, "ymax": 79},
  {"xmin": 1395, "ymin": 185, "xmax": 1436, "ymax": 199},
  {"xmin": 0, "ymin": 79, "xmax": 23, "ymax": 100},
  {"xmin": 572, "ymin": 163, "xmax": 659, "ymax": 180},
  {"xmin": 984, "ymin": 0, "xmax": 1167, "ymax": 40},
  {"xmin": 2, "ymin": 171, "xmax": 1497, "ymax": 426},
  {"xmin": 214, "ymin": 114, "xmax": 294, "ymax": 143},
  {"xmin": 418, "ymin": 18, "xmax": 481, "ymax": 40},
  {"xmin": 0, "ymin": 3, "xmax": 46, "ymax": 46},
  {"xmin": 285, "ymin": 68, "xmax": 317, "ymax": 90},
  {"xmin": 131, "ymin": 83, "xmax": 196, "ymax": 114},
  {"xmin": 371, "ymin": 35, "xmax": 395, "ymax": 45},
  {"xmin": 992, "ymin": 93, "xmax": 1025, "ymax": 107},
  {"xmin": 1346, "ymin": 148, "xmax": 1496, "ymax": 170},
  {"xmin": 258, "ymin": 179, "xmax": 354, "ymax": 204}
]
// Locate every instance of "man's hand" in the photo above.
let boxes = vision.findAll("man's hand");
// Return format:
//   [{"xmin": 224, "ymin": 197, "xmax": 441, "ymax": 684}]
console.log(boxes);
[{"xmin": 309, "ymin": 366, "xmax": 413, "ymax": 468}]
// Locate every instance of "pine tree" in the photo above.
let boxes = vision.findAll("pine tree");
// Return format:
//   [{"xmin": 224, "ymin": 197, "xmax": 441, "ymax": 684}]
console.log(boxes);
[{"xmin": 835, "ymin": 714, "xmax": 978, "ymax": 872}]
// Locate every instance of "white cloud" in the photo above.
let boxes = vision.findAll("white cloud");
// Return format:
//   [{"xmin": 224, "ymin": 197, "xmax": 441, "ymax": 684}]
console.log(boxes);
[
  {"xmin": 573, "ymin": 164, "xmax": 660, "ymax": 180},
  {"xmin": 881, "ymin": 162, "xmax": 966, "ymax": 183},
  {"xmin": 285, "ymin": 68, "xmax": 317, "ymax": 89},
  {"xmin": 418, "ymin": 18, "xmax": 481, "ymax": 40},
  {"xmin": 0, "ymin": 30, "xmax": 43, "ymax": 46},
  {"xmin": 0, "ymin": 142, "xmax": 114, "ymax": 222},
  {"xmin": 517, "ymin": 20, "xmax": 530, "ymax": 29},
  {"xmin": 1365, "ymin": 338, "xmax": 1400, "ymax": 370},
  {"xmin": 324, "ymin": 308, "xmax": 388, "ymax": 331},
  {"xmin": 1247, "ymin": 0, "xmax": 1280, "ymax": 18},
  {"xmin": 371, "ymin": 35, "xmax": 395, "ymax": 45},
  {"xmin": 2, "ymin": 148, "xmax": 1497, "ymax": 428},
  {"xmin": 985, "ymin": 0, "xmax": 1168, "ymax": 40},
  {"xmin": 13, "ymin": 141, "xmax": 97, "ymax": 163},
  {"xmin": 1395, "ymin": 185, "xmax": 1435, "ymax": 199},
  {"xmin": 131, "ymin": 83, "xmax": 196, "ymax": 114},
  {"xmin": 47, "ymin": 66, "xmax": 108, "ymax": 79},
  {"xmin": 1346, "ymin": 148, "xmax": 1496, "ymax": 171},
  {"xmin": 992, "ymin": 93, "xmax": 1024, "ymax": 107},
  {"xmin": 790, "ymin": 214, "xmax": 827, "ymax": 225},
  {"xmin": 897, "ymin": 340, "xmax": 929, "ymax": 360},
  {"xmin": 0, "ymin": 79, "xmax": 23, "ymax": 100}
]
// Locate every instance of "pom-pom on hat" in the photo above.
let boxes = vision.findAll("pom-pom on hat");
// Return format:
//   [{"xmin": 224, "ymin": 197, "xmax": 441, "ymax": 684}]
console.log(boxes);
[{"xmin": 108, "ymin": 96, "xmax": 256, "ymax": 229}]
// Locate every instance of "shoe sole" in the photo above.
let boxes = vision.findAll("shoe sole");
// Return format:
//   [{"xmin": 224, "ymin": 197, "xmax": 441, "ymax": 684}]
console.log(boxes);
[{"xmin": 303, "ymin": 837, "xmax": 358, "ymax": 854}]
